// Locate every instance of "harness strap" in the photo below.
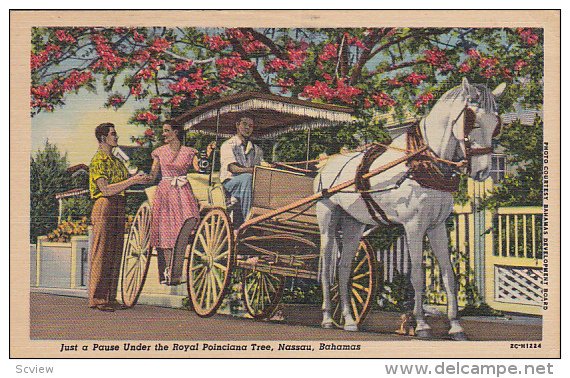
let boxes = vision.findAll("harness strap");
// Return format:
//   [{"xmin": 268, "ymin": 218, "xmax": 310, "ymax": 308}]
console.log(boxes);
[{"xmin": 355, "ymin": 144, "xmax": 393, "ymax": 225}]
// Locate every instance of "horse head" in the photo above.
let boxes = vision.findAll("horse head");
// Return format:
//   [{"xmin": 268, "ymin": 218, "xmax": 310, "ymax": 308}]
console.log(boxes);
[{"xmin": 427, "ymin": 77, "xmax": 506, "ymax": 181}]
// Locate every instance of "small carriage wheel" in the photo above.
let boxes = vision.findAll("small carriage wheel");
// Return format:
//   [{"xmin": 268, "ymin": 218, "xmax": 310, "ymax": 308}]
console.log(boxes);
[
  {"xmin": 242, "ymin": 270, "xmax": 285, "ymax": 319},
  {"xmin": 121, "ymin": 201, "xmax": 152, "ymax": 308},
  {"xmin": 187, "ymin": 207, "xmax": 234, "ymax": 317},
  {"xmin": 330, "ymin": 239, "xmax": 378, "ymax": 328}
]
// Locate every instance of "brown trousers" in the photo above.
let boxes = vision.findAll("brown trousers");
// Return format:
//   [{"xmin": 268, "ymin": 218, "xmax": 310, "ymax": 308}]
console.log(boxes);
[{"xmin": 89, "ymin": 196, "xmax": 126, "ymax": 307}]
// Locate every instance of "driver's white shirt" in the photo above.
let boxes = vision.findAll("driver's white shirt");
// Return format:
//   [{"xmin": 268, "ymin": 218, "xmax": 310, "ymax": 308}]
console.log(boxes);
[{"xmin": 219, "ymin": 135, "xmax": 264, "ymax": 182}]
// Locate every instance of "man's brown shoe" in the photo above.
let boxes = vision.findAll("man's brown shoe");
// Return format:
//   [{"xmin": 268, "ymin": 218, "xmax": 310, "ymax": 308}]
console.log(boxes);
[{"xmin": 95, "ymin": 304, "xmax": 115, "ymax": 312}]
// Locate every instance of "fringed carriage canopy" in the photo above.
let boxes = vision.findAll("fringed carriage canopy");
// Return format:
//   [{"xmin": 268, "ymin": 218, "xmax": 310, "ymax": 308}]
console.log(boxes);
[{"xmin": 174, "ymin": 92, "xmax": 354, "ymax": 139}]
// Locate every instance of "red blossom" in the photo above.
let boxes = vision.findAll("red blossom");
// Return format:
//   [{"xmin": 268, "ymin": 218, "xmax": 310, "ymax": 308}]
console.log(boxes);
[
  {"xmin": 482, "ymin": 68, "xmax": 496, "ymax": 79},
  {"xmin": 136, "ymin": 68, "xmax": 154, "ymax": 81},
  {"xmin": 467, "ymin": 49, "xmax": 481, "ymax": 59},
  {"xmin": 55, "ymin": 29, "xmax": 76, "ymax": 44},
  {"xmin": 174, "ymin": 61, "xmax": 194, "ymax": 72},
  {"xmin": 170, "ymin": 95, "xmax": 185, "ymax": 107},
  {"xmin": 136, "ymin": 111, "xmax": 159, "ymax": 123},
  {"xmin": 301, "ymin": 80, "xmax": 335, "ymax": 101},
  {"xmin": 334, "ymin": 79, "xmax": 362, "ymax": 104},
  {"xmin": 91, "ymin": 34, "xmax": 126, "ymax": 71},
  {"xmin": 318, "ymin": 43, "xmax": 338, "ymax": 62},
  {"xmin": 61, "ymin": 70, "xmax": 92, "ymax": 91},
  {"xmin": 265, "ymin": 58, "xmax": 296, "ymax": 72},
  {"xmin": 204, "ymin": 35, "xmax": 230, "ymax": 51},
  {"xmin": 31, "ymin": 44, "xmax": 61, "ymax": 70},
  {"xmin": 301, "ymin": 79, "xmax": 361, "ymax": 104},
  {"xmin": 276, "ymin": 77, "xmax": 295, "ymax": 90},
  {"xmin": 106, "ymin": 94, "xmax": 125, "ymax": 109},
  {"xmin": 144, "ymin": 128, "xmax": 155, "ymax": 137},
  {"xmin": 133, "ymin": 31, "xmax": 146, "ymax": 43},
  {"xmin": 363, "ymin": 98, "xmax": 372, "ymax": 109},
  {"xmin": 148, "ymin": 37, "xmax": 172, "ymax": 53},
  {"xmin": 516, "ymin": 28, "xmax": 539, "ymax": 46},
  {"xmin": 459, "ymin": 62, "xmax": 472, "ymax": 73},
  {"xmin": 478, "ymin": 57, "xmax": 499, "ymax": 69},
  {"xmin": 415, "ymin": 92, "xmax": 434, "ymax": 108},
  {"xmin": 424, "ymin": 47, "xmax": 448, "ymax": 67},
  {"xmin": 215, "ymin": 54, "xmax": 253, "ymax": 80},
  {"xmin": 372, "ymin": 92, "xmax": 396, "ymax": 108},
  {"xmin": 502, "ymin": 68, "xmax": 513, "ymax": 80},
  {"xmin": 322, "ymin": 73, "xmax": 333, "ymax": 83},
  {"xmin": 133, "ymin": 49, "xmax": 151, "ymax": 63},
  {"xmin": 149, "ymin": 97, "xmax": 163, "ymax": 110},
  {"xmin": 344, "ymin": 33, "xmax": 367, "ymax": 49},
  {"xmin": 286, "ymin": 42, "xmax": 309, "ymax": 67},
  {"xmin": 168, "ymin": 69, "xmax": 210, "ymax": 97},
  {"xmin": 404, "ymin": 72, "xmax": 427, "ymax": 86},
  {"xmin": 130, "ymin": 82, "xmax": 142, "ymax": 97},
  {"xmin": 514, "ymin": 59, "xmax": 528, "ymax": 72}
]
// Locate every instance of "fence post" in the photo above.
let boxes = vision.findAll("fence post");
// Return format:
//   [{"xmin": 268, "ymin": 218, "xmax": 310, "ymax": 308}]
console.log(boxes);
[{"xmin": 469, "ymin": 177, "xmax": 494, "ymax": 299}]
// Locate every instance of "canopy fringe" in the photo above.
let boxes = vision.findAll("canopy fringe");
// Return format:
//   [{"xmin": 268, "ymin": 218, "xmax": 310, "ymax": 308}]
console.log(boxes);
[{"xmin": 184, "ymin": 98, "xmax": 353, "ymax": 131}]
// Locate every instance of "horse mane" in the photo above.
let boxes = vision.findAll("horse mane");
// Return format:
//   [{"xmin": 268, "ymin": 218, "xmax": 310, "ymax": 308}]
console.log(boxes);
[{"xmin": 440, "ymin": 83, "xmax": 498, "ymax": 113}]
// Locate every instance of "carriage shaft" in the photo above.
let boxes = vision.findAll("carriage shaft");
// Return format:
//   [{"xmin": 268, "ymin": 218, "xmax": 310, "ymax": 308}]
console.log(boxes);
[{"xmin": 238, "ymin": 146, "xmax": 427, "ymax": 232}]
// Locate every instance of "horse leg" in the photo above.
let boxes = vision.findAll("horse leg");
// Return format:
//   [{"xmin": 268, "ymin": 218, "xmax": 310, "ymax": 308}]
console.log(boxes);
[
  {"xmin": 316, "ymin": 200, "xmax": 340, "ymax": 329},
  {"xmin": 338, "ymin": 215, "xmax": 366, "ymax": 331},
  {"xmin": 427, "ymin": 223, "xmax": 467, "ymax": 341},
  {"xmin": 405, "ymin": 227, "xmax": 431, "ymax": 339}
]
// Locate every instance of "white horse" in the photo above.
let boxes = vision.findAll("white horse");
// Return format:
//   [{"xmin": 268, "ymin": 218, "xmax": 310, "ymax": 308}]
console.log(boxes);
[{"xmin": 315, "ymin": 78, "xmax": 506, "ymax": 340}]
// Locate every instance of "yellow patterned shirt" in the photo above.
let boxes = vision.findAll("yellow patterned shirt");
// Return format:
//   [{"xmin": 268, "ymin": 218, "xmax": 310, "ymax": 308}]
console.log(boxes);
[{"xmin": 89, "ymin": 149, "xmax": 129, "ymax": 199}]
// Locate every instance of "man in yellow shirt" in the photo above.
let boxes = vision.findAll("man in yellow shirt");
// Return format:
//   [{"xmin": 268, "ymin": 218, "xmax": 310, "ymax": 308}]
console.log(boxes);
[{"xmin": 88, "ymin": 123, "xmax": 147, "ymax": 312}]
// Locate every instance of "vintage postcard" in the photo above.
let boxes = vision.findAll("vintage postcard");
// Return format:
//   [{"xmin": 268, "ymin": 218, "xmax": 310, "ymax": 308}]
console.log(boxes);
[{"xmin": 10, "ymin": 10, "xmax": 560, "ymax": 359}]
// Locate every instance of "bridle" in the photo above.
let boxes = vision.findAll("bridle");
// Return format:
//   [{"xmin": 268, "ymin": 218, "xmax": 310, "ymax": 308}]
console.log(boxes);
[{"xmin": 449, "ymin": 101, "xmax": 502, "ymax": 173}]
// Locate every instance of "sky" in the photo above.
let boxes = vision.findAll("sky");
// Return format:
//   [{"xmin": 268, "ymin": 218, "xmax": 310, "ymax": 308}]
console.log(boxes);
[{"xmin": 31, "ymin": 82, "xmax": 142, "ymax": 165}]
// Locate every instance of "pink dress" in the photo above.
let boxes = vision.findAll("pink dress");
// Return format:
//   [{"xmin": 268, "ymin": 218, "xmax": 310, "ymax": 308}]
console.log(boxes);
[{"xmin": 150, "ymin": 145, "xmax": 200, "ymax": 249}]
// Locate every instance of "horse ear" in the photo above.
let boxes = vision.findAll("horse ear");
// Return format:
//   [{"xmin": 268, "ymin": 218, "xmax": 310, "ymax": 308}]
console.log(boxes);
[
  {"xmin": 462, "ymin": 77, "xmax": 470, "ymax": 92},
  {"xmin": 492, "ymin": 82, "xmax": 507, "ymax": 98}
]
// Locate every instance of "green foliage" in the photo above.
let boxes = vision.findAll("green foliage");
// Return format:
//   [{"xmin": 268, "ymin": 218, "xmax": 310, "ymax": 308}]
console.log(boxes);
[
  {"xmin": 282, "ymin": 279, "xmax": 322, "ymax": 304},
  {"xmin": 482, "ymin": 116, "xmax": 543, "ymax": 208},
  {"xmin": 377, "ymin": 271, "xmax": 414, "ymax": 312},
  {"xmin": 30, "ymin": 141, "xmax": 72, "ymax": 243},
  {"xmin": 61, "ymin": 196, "xmax": 92, "ymax": 220}
]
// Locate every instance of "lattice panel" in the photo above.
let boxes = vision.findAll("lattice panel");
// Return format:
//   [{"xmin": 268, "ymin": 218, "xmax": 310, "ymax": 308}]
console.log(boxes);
[{"xmin": 495, "ymin": 265, "xmax": 543, "ymax": 306}]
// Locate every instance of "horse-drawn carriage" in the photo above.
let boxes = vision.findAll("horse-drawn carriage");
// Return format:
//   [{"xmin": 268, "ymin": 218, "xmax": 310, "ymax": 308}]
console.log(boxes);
[
  {"xmin": 120, "ymin": 92, "xmax": 382, "ymax": 327},
  {"xmin": 121, "ymin": 80, "xmax": 504, "ymax": 338}
]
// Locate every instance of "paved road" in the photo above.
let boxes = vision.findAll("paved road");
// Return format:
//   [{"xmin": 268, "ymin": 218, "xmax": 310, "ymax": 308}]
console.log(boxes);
[{"xmin": 30, "ymin": 293, "xmax": 541, "ymax": 341}]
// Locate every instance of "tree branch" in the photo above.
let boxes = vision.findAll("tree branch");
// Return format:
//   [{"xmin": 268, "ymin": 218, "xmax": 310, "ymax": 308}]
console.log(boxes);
[
  {"xmin": 239, "ymin": 28, "xmax": 286, "ymax": 60},
  {"xmin": 228, "ymin": 37, "xmax": 271, "ymax": 93}
]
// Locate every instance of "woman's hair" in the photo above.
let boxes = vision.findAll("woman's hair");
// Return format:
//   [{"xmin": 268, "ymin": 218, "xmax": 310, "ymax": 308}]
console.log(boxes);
[
  {"xmin": 95, "ymin": 122, "xmax": 115, "ymax": 143},
  {"xmin": 163, "ymin": 119, "xmax": 185, "ymax": 142}
]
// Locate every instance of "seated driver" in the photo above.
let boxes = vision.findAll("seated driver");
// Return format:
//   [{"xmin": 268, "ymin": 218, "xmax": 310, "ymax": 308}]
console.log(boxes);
[{"xmin": 219, "ymin": 115, "xmax": 265, "ymax": 227}]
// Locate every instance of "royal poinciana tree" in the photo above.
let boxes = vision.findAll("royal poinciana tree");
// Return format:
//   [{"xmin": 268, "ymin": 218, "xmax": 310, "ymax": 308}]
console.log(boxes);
[{"xmin": 31, "ymin": 27, "xmax": 543, "ymax": 159}]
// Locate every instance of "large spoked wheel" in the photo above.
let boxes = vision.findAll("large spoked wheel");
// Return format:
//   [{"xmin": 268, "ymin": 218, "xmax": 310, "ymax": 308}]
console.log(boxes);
[
  {"xmin": 187, "ymin": 208, "xmax": 234, "ymax": 317},
  {"xmin": 121, "ymin": 201, "xmax": 152, "ymax": 308},
  {"xmin": 330, "ymin": 239, "xmax": 378, "ymax": 328},
  {"xmin": 242, "ymin": 270, "xmax": 285, "ymax": 319}
]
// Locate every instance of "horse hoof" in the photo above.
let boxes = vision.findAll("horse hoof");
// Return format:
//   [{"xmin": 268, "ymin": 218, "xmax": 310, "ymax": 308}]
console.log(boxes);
[
  {"xmin": 450, "ymin": 332, "xmax": 468, "ymax": 341},
  {"xmin": 344, "ymin": 324, "xmax": 358, "ymax": 332},
  {"xmin": 416, "ymin": 330, "xmax": 432, "ymax": 339},
  {"xmin": 321, "ymin": 322, "xmax": 333, "ymax": 329}
]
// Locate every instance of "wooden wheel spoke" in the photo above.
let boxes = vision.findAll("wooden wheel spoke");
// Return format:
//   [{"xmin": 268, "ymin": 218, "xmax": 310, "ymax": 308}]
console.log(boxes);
[
  {"xmin": 213, "ymin": 250, "xmax": 229, "ymax": 262},
  {"xmin": 211, "ymin": 234, "xmax": 229, "ymax": 257},
  {"xmin": 197, "ymin": 234, "xmax": 209, "ymax": 253},
  {"xmin": 353, "ymin": 256, "xmax": 366, "ymax": 273},
  {"xmin": 350, "ymin": 297, "xmax": 359, "ymax": 318},
  {"xmin": 351, "ymin": 287, "xmax": 365, "ymax": 304},
  {"xmin": 351, "ymin": 271, "xmax": 370, "ymax": 281},
  {"xmin": 212, "ymin": 261, "xmax": 228, "ymax": 272}
]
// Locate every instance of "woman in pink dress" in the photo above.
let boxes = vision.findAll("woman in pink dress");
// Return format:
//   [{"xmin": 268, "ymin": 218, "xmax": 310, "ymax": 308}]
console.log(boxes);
[{"xmin": 148, "ymin": 120, "xmax": 213, "ymax": 285}]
